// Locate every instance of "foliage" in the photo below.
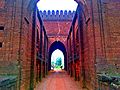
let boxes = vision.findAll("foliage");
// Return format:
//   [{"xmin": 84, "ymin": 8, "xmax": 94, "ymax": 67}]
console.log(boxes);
[{"xmin": 55, "ymin": 57, "xmax": 62, "ymax": 66}]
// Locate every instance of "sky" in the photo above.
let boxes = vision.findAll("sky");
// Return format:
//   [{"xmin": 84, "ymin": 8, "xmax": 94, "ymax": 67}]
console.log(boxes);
[
  {"xmin": 37, "ymin": 0, "xmax": 78, "ymax": 11},
  {"xmin": 51, "ymin": 49, "xmax": 64, "ymax": 68}
]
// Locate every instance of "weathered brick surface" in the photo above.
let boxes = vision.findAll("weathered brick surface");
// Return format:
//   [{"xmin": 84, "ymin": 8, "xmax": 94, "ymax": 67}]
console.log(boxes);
[
  {"xmin": 43, "ymin": 21, "xmax": 71, "ymax": 48},
  {"xmin": 0, "ymin": 0, "xmax": 120, "ymax": 90},
  {"xmin": 67, "ymin": 0, "xmax": 120, "ymax": 89},
  {"xmin": 0, "ymin": 0, "xmax": 39, "ymax": 90}
]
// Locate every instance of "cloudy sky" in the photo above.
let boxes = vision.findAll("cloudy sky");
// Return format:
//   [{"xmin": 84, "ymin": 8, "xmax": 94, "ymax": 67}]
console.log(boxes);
[{"xmin": 37, "ymin": 0, "xmax": 78, "ymax": 11}]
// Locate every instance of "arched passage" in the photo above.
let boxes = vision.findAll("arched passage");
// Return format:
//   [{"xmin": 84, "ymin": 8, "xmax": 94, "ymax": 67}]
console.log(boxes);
[
  {"xmin": 48, "ymin": 41, "xmax": 67, "ymax": 71},
  {"xmin": 51, "ymin": 49, "xmax": 64, "ymax": 69}
]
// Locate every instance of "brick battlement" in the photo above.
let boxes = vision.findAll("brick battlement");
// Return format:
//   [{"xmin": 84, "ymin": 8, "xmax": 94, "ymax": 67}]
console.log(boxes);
[{"xmin": 39, "ymin": 10, "xmax": 76, "ymax": 21}]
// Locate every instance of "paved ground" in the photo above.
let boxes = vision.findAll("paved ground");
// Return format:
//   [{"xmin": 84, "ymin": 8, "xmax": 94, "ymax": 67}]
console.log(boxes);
[{"xmin": 34, "ymin": 70, "xmax": 87, "ymax": 90}]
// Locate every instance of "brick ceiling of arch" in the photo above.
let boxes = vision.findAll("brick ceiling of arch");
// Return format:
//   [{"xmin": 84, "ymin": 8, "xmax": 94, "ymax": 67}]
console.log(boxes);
[
  {"xmin": 43, "ymin": 20, "xmax": 71, "ymax": 45},
  {"xmin": 44, "ymin": 21, "xmax": 71, "ymax": 37}
]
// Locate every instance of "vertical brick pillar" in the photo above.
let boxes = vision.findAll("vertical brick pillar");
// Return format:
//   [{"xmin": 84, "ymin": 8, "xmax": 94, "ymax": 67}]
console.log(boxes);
[{"xmin": 30, "ymin": 3, "xmax": 37, "ymax": 90}]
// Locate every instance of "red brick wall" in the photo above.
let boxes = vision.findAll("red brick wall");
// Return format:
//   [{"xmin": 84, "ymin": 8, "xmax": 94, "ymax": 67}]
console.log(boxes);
[
  {"xmin": 0, "ymin": 0, "xmax": 38, "ymax": 90},
  {"xmin": 102, "ymin": 1, "xmax": 120, "ymax": 70},
  {"xmin": 44, "ymin": 21, "xmax": 71, "ymax": 48},
  {"xmin": 75, "ymin": 0, "xmax": 120, "ymax": 89}
]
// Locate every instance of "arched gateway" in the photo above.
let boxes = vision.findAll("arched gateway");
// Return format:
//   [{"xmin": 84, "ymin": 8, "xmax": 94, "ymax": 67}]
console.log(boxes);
[{"xmin": 48, "ymin": 41, "xmax": 67, "ymax": 71}]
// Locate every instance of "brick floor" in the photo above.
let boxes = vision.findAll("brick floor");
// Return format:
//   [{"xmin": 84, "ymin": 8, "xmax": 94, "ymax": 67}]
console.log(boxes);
[{"xmin": 34, "ymin": 70, "xmax": 87, "ymax": 90}]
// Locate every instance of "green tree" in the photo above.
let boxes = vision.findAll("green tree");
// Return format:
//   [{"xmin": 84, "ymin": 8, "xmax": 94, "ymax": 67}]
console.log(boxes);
[{"xmin": 55, "ymin": 57, "xmax": 62, "ymax": 66}]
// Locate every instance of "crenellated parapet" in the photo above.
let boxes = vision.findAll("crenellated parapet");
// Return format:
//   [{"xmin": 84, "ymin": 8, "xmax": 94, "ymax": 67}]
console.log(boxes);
[{"xmin": 39, "ymin": 10, "xmax": 76, "ymax": 21}]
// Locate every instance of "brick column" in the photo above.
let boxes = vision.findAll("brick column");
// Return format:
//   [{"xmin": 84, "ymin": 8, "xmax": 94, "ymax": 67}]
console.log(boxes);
[
  {"xmin": 30, "ymin": 4, "xmax": 37, "ymax": 90},
  {"xmin": 77, "ymin": 4, "xmax": 86, "ymax": 88}
]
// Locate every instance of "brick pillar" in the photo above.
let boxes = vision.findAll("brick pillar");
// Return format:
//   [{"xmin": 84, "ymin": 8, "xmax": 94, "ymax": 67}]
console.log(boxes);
[
  {"xmin": 30, "ymin": 4, "xmax": 37, "ymax": 90},
  {"xmin": 78, "ymin": 4, "xmax": 86, "ymax": 88},
  {"xmin": 72, "ymin": 25, "xmax": 76, "ymax": 79}
]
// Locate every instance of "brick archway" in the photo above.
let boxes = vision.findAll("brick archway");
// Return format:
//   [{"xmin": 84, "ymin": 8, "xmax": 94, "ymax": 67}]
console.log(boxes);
[{"xmin": 48, "ymin": 41, "xmax": 67, "ymax": 71}]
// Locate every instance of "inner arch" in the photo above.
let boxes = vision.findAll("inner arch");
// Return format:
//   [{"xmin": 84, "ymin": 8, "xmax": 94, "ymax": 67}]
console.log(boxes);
[
  {"xmin": 51, "ymin": 49, "xmax": 64, "ymax": 70},
  {"xmin": 48, "ymin": 41, "xmax": 67, "ymax": 71}
]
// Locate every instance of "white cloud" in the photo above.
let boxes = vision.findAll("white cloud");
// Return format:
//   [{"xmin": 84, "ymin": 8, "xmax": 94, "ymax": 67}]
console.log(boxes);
[{"xmin": 37, "ymin": 0, "xmax": 78, "ymax": 11}]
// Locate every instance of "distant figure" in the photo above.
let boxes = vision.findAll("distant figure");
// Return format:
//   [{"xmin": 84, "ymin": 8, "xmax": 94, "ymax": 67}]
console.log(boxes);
[{"xmin": 60, "ymin": 65, "xmax": 63, "ymax": 70}]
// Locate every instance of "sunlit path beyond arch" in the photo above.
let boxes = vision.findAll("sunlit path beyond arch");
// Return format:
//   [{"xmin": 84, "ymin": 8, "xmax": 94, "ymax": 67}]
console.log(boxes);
[{"xmin": 51, "ymin": 49, "xmax": 64, "ymax": 70}]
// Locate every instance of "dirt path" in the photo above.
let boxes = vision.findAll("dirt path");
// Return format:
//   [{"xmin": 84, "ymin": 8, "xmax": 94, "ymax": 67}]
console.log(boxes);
[{"xmin": 34, "ymin": 70, "xmax": 86, "ymax": 90}]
